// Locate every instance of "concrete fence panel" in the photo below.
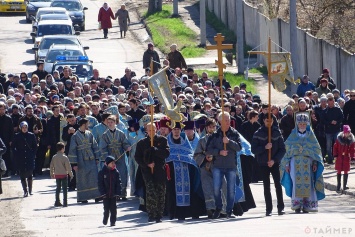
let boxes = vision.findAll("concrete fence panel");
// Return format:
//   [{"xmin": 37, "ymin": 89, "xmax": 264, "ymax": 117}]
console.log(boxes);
[
  {"xmin": 340, "ymin": 51, "xmax": 355, "ymax": 91},
  {"xmin": 207, "ymin": 0, "xmax": 213, "ymax": 12},
  {"xmin": 322, "ymin": 41, "xmax": 339, "ymax": 87},
  {"xmin": 306, "ymin": 33, "xmax": 322, "ymax": 83},
  {"xmin": 220, "ymin": 0, "xmax": 227, "ymax": 27},
  {"xmin": 243, "ymin": 2, "xmax": 259, "ymax": 49},
  {"xmin": 213, "ymin": 0, "xmax": 220, "ymax": 19},
  {"xmin": 297, "ymin": 29, "xmax": 307, "ymax": 77},
  {"xmin": 227, "ymin": 0, "xmax": 236, "ymax": 32}
]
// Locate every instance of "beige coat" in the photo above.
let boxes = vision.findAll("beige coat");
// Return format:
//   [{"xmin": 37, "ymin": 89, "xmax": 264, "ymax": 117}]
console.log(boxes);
[{"xmin": 50, "ymin": 152, "xmax": 73, "ymax": 179}]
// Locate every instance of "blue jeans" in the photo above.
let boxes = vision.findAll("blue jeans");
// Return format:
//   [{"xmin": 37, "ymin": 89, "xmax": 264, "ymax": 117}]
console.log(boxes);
[
  {"xmin": 326, "ymin": 132, "xmax": 338, "ymax": 163},
  {"xmin": 213, "ymin": 167, "xmax": 237, "ymax": 213}
]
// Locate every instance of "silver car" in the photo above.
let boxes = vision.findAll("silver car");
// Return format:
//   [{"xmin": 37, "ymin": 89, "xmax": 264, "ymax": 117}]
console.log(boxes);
[
  {"xmin": 44, "ymin": 44, "xmax": 87, "ymax": 72},
  {"xmin": 32, "ymin": 35, "xmax": 88, "ymax": 63}
]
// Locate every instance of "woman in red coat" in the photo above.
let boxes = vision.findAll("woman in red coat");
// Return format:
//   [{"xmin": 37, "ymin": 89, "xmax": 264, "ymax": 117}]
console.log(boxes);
[
  {"xmin": 98, "ymin": 3, "xmax": 115, "ymax": 39},
  {"xmin": 333, "ymin": 125, "xmax": 354, "ymax": 193}
]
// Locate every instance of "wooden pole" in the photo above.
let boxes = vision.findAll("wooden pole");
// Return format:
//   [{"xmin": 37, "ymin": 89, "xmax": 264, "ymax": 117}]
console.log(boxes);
[
  {"xmin": 219, "ymin": 78, "xmax": 227, "ymax": 150},
  {"xmin": 150, "ymin": 57, "xmax": 154, "ymax": 174},
  {"xmin": 267, "ymin": 37, "xmax": 272, "ymax": 161}
]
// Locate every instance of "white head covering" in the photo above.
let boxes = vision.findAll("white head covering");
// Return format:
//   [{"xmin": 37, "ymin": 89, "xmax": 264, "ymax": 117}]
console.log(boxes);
[{"xmin": 103, "ymin": 2, "xmax": 109, "ymax": 11}]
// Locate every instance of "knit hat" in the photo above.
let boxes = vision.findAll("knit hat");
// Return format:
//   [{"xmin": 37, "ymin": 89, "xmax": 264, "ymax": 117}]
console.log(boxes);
[
  {"xmin": 343, "ymin": 125, "xmax": 351, "ymax": 133},
  {"xmin": 105, "ymin": 156, "xmax": 115, "ymax": 165},
  {"xmin": 19, "ymin": 121, "xmax": 28, "ymax": 128}
]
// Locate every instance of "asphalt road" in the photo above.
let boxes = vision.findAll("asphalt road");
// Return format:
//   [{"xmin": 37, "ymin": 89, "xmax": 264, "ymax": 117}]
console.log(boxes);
[
  {"xmin": 0, "ymin": 0, "xmax": 146, "ymax": 77},
  {"xmin": 1, "ymin": 174, "xmax": 352, "ymax": 237}
]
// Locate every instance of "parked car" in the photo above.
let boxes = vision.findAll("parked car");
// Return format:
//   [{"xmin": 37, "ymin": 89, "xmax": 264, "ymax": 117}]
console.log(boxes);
[
  {"xmin": 30, "ymin": 20, "xmax": 80, "ymax": 48},
  {"xmin": 50, "ymin": 0, "xmax": 87, "ymax": 31},
  {"xmin": 0, "ymin": 0, "xmax": 26, "ymax": 13},
  {"xmin": 25, "ymin": 0, "xmax": 52, "ymax": 23},
  {"xmin": 32, "ymin": 35, "xmax": 88, "ymax": 63}
]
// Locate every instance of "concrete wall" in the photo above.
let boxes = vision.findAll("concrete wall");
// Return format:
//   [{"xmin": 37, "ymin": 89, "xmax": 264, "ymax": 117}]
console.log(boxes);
[{"xmin": 206, "ymin": 0, "xmax": 355, "ymax": 91}]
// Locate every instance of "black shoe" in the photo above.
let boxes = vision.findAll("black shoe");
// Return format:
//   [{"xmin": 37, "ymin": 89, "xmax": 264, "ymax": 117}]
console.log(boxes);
[
  {"xmin": 177, "ymin": 217, "xmax": 185, "ymax": 221},
  {"xmin": 24, "ymin": 191, "xmax": 28, "ymax": 197},
  {"xmin": 212, "ymin": 209, "xmax": 221, "ymax": 219},
  {"xmin": 207, "ymin": 210, "xmax": 214, "ymax": 219},
  {"xmin": 302, "ymin": 209, "xmax": 309, "ymax": 213},
  {"xmin": 68, "ymin": 188, "xmax": 75, "ymax": 192},
  {"xmin": 295, "ymin": 208, "xmax": 301, "ymax": 214},
  {"xmin": 155, "ymin": 218, "xmax": 162, "ymax": 223},
  {"xmin": 265, "ymin": 211, "xmax": 272, "ymax": 216},
  {"xmin": 63, "ymin": 203, "xmax": 68, "ymax": 207},
  {"xmin": 121, "ymin": 197, "xmax": 127, "ymax": 201},
  {"xmin": 79, "ymin": 200, "xmax": 88, "ymax": 203},
  {"xmin": 226, "ymin": 212, "xmax": 235, "ymax": 218},
  {"xmin": 219, "ymin": 213, "xmax": 227, "ymax": 218},
  {"xmin": 54, "ymin": 201, "xmax": 63, "ymax": 207},
  {"xmin": 103, "ymin": 219, "xmax": 108, "ymax": 225},
  {"xmin": 278, "ymin": 210, "xmax": 285, "ymax": 215},
  {"xmin": 95, "ymin": 198, "xmax": 101, "ymax": 203},
  {"xmin": 110, "ymin": 223, "xmax": 115, "ymax": 226},
  {"xmin": 148, "ymin": 217, "xmax": 155, "ymax": 222}
]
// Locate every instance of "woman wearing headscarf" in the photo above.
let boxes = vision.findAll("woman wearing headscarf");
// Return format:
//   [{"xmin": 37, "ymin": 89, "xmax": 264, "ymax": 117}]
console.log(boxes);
[
  {"xmin": 12, "ymin": 121, "xmax": 38, "ymax": 197},
  {"xmin": 98, "ymin": 2, "xmax": 115, "ymax": 39},
  {"xmin": 280, "ymin": 112, "xmax": 325, "ymax": 214}
]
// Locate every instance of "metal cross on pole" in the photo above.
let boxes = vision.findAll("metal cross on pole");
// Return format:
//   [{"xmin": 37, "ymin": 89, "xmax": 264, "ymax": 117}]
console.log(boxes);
[{"xmin": 206, "ymin": 33, "xmax": 233, "ymax": 150}]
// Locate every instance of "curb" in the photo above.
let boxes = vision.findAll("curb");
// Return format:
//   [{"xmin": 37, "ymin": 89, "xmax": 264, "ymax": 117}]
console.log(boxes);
[{"xmin": 324, "ymin": 181, "xmax": 355, "ymax": 196}]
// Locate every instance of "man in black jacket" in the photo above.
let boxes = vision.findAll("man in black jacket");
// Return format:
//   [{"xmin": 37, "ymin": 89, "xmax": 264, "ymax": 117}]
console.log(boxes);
[
  {"xmin": 47, "ymin": 105, "xmax": 63, "ymax": 162},
  {"xmin": 98, "ymin": 156, "xmax": 122, "ymax": 227},
  {"xmin": 127, "ymin": 98, "xmax": 146, "ymax": 121},
  {"xmin": 142, "ymin": 43, "xmax": 161, "ymax": 74},
  {"xmin": 62, "ymin": 114, "xmax": 79, "ymax": 191},
  {"xmin": 0, "ymin": 102, "xmax": 14, "ymax": 177},
  {"xmin": 324, "ymin": 96, "xmax": 343, "ymax": 164},
  {"xmin": 135, "ymin": 122, "xmax": 170, "ymax": 223},
  {"xmin": 251, "ymin": 113, "xmax": 286, "ymax": 216},
  {"xmin": 32, "ymin": 61, "xmax": 48, "ymax": 80}
]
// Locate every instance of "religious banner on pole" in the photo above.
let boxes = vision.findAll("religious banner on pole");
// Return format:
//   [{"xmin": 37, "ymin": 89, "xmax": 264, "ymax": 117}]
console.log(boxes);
[
  {"xmin": 265, "ymin": 52, "xmax": 298, "ymax": 91},
  {"xmin": 147, "ymin": 66, "xmax": 183, "ymax": 128}
]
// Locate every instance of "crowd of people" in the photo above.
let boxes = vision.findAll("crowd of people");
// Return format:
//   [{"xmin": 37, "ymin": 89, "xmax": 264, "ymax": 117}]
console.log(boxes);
[{"xmin": 0, "ymin": 50, "xmax": 354, "ymax": 225}]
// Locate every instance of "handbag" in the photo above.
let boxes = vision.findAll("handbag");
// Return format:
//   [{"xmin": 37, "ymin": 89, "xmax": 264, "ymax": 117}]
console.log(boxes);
[
  {"xmin": 98, "ymin": 21, "xmax": 102, "ymax": 30},
  {"xmin": 0, "ymin": 158, "xmax": 7, "ymax": 175}
]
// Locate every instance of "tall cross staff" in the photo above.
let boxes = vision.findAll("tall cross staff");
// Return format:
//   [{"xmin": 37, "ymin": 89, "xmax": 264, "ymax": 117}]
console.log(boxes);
[
  {"xmin": 206, "ymin": 33, "xmax": 233, "ymax": 150},
  {"xmin": 149, "ymin": 57, "xmax": 154, "ymax": 174},
  {"xmin": 248, "ymin": 37, "xmax": 272, "ymax": 161}
]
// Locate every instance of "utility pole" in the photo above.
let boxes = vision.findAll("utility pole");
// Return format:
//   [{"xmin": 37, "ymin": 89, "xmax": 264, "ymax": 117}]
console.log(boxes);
[
  {"xmin": 290, "ymin": 0, "xmax": 299, "ymax": 80},
  {"xmin": 236, "ymin": 0, "xmax": 244, "ymax": 73},
  {"xmin": 173, "ymin": 0, "xmax": 178, "ymax": 16},
  {"xmin": 200, "ymin": 0, "xmax": 206, "ymax": 46}
]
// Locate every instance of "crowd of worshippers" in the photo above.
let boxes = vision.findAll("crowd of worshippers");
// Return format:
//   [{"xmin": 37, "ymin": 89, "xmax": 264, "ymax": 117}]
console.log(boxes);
[{"xmin": 0, "ymin": 62, "xmax": 354, "ymax": 224}]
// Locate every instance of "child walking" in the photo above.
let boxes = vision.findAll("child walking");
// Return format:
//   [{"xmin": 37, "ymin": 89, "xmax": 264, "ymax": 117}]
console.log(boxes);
[
  {"xmin": 98, "ymin": 156, "xmax": 121, "ymax": 226},
  {"xmin": 50, "ymin": 142, "xmax": 74, "ymax": 207},
  {"xmin": 333, "ymin": 125, "xmax": 355, "ymax": 193}
]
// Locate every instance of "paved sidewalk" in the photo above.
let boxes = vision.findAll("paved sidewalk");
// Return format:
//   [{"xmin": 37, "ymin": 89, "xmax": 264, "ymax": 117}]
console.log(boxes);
[{"xmin": 323, "ymin": 163, "xmax": 355, "ymax": 196}]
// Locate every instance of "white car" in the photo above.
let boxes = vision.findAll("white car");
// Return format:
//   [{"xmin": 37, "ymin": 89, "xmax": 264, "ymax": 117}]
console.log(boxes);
[
  {"xmin": 44, "ymin": 44, "xmax": 87, "ymax": 72},
  {"xmin": 32, "ymin": 35, "xmax": 88, "ymax": 63},
  {"xmin": 31, "ymin": 7, "xmax": 68, "ymax": 41},
  {"xmin": 30, "ymin": 19, "xmax": 80, "ymax": 48}
]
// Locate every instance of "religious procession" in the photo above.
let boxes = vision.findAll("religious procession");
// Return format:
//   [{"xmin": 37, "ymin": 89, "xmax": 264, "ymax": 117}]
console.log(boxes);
[{"xmin": 0, "ymin": 36, "xmax": 354, "ymax": 227}]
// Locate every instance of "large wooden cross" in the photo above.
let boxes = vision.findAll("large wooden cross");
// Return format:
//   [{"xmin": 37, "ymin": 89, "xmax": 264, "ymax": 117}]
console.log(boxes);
[
  {"xmin": 206, "ymin": 33, "xmax": 233, "ymax": 150},
  {"xmin": 206, "ymin": 33, "xmax": 233, "ymax": 82}
]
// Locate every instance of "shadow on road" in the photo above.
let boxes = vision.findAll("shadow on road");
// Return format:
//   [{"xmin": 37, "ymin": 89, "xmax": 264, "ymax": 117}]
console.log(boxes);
[
  {"xmin": 18, "ymin": 19, "xmax": 28, "ymax": 24},
  {"xmin": 0, "ymin": 196, "xmax": 22, "ymax": 201},
  {"xmin": 22, "ymin": 60, "xmax": 35, "ymax": 65},
  {"xmin": 24, "ymin": 39, "xmax": 33, "ymax": 45}
]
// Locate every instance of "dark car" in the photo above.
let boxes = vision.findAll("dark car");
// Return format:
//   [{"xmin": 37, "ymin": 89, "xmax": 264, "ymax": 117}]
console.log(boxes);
[
  {"xmin": 26, "ymin": 0, "xmax": 53, "ymax": 23},
  {"xmin": 50, "ymin": 0, "xmax": 87, "ymax": 31}
]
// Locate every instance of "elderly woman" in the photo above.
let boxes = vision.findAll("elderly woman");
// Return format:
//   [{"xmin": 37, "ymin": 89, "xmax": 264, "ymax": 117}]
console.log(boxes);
[
  {"xmin": 280, "ymin": 113, "xmax": 325, "ymax": 213},
  {"xmin": 98, "ymin": 2, "xmax": 115, "ymax": 39}
]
